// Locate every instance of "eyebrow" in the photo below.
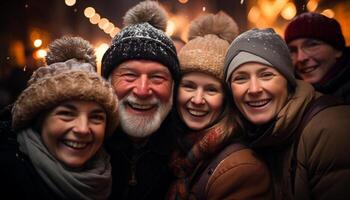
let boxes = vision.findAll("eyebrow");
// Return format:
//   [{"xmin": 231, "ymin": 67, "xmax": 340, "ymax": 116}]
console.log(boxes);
[{"xmin": 59, "ymin": 103, "xmax": 105, "ymax": 114}]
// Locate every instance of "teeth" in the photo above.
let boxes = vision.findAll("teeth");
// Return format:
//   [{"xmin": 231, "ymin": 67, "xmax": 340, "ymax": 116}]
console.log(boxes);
[
  {"xmin": 247, "ymin": 99, "xmax": 270, "ymax": 107},
  {"xmin": 300, "ymin": 66, "xmax": 316, "ymax": 74},
  {"xmin": 128, "ymin": 102, "xmax": 154, "ymax": 110},
  {"xmin": 63, "ymin": 140, "xmax": 88, "ymax": 149},
  {"xmin": 188, "ymin": 109, "xmax": 207, "ymax": 117}
]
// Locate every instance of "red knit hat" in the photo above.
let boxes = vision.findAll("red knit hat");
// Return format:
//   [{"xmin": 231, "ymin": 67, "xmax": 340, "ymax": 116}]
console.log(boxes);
[{"xmin": 284, "ymin": 12, "xmax": 345, "ymax": 50}]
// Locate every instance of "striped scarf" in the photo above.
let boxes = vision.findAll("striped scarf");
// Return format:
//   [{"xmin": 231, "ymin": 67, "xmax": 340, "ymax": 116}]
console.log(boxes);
[{"xmin": 167, "ymin": 124, "xmax": 230, "ymax": 200}]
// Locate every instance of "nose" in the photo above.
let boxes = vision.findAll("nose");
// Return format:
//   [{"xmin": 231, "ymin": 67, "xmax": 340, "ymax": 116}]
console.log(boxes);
[
  {"xmin": 72, "ymin": 115, "xmax": 90, "ymax": 134},
  {"xmin": 296, "ymin": 48, "xmax": 309, "ymax": 63},
  {"xmin": 191, "ymin": 89, "xmax": 205, "ymax": 105},
  {"xmin": 133, "ymin": 75, "xmax": 152, "ymax": 98},
  {"xmin": 247, "ymin": 78, "xmax": 262, "ymax": 95}
]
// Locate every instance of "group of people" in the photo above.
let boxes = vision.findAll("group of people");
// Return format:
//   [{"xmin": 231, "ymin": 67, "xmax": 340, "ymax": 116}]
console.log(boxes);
[{"xmin": 1, "ymin": 1, "xmax": 349, "ymax": 200}]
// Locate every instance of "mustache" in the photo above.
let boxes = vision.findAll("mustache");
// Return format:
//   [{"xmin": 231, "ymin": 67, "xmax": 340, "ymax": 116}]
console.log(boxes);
[{"xmin": 120, "ymin": 94, "xmax": 160, "ymax": 106}]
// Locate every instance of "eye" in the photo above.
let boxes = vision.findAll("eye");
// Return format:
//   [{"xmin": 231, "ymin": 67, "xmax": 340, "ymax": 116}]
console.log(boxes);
[
  {"xmin": 89, "ymin": 113, "xmax": 106, "ymax": 124},
  {"xmin": 231, "ymin": 75, "xmax": 249, "ymax": 84},
  {"xmin": 205, "ymin": 86, "xmax": 221, "ymax": 95},
  {"xmin": 303, "ymin": 40, "xmax": 324, "ymax": 51},
  {"xmin": 180, "ymin": 82, "xmax": 196, "ymax": 91},
  {"xmin": 122, "ymin": 72, "xmax": 138, "ymax": 82},
  {"xmin": 259, "ymin": 71, "xmax": 275, "ymax": 80},
  {"xmin": 288, "ymin": 46, "xmax": 297, "ymax": 54},
  {"xmin": 56, "ymin": 110, "xmax": 76, "ymax": 121},
  {"xmin": 150, "ymin": 74, "xmax": 166, "ymax": 84}
]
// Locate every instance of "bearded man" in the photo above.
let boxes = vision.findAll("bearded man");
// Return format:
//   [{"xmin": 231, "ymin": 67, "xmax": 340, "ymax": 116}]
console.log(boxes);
[{"xmin": 101, "ymin": 1, "xmax": 180, "ymax": 200}]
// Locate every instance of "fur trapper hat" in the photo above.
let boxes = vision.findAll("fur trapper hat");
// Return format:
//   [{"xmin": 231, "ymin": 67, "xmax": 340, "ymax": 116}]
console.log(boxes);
[
  {"xmin": 102, "ymin": 1, "xmax": 180, "ymax": 83},
  {"xmin": 178, "ymin": 11, "xmax": 239, "ymax": 80},
  {"xmin": 12, "ymin": 36, "xmax": 118, "ymax": 136}
]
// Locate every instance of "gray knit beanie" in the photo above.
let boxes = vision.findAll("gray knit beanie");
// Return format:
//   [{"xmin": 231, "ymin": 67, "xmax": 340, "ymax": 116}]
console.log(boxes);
[
  {"xmin": 224, "ymin": 28, "xmax": 296, "ymax": 88},
  {"xmin": 102, "ymin": 1, "xmax": 179, "ymax": 83}
]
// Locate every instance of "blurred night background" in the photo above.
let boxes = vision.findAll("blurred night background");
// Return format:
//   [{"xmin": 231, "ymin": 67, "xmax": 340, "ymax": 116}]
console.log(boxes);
[{"xmin": 1, "ymin": 0, "xmax": 350, "ymax": 108}]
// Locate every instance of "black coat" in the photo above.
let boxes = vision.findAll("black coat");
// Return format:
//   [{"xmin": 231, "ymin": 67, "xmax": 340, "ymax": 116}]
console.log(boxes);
[
  {"xmin": 105, "ymin": 122, "xmax": 175, "ymax": 200},
  {"xmin": 315, "ymin": 47, "xmax": 350, "ymax": 103},
  {"xmin": 0, "ymin": 115, "xmax": 60, "ymax": 200}
]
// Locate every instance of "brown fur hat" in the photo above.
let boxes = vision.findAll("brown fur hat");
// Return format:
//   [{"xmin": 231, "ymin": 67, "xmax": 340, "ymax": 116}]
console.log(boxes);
[
  {"xmin": 178, "ymin": 11, "xmax": 239, "ymax": 80},
  {"xmin": 12, "ymin": 36, "xmax": 118, "ymax": 136}
]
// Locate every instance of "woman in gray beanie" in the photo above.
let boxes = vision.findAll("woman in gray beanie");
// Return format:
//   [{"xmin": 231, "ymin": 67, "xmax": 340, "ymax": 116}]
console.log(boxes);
[
  {"xmin": 0, "ymin": 36, "xmax": 118, "ymax": 200},
  {"xmin": 224, "ymin": 28, "xmax": 350, "ymax": 200}
]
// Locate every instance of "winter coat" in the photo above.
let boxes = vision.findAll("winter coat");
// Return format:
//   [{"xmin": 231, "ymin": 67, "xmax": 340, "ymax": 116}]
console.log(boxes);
[
  {"xmin": 104, "ymin": 123, "xmax": 175, "ymax": 200},
  {"xmin": 0, "ymin": 116, "xmax": 60, "ymax": 200},
  {"xmin": 191, "ymin": 145, "xmax": 274, "ymax": 200},
  {"xmin": 247, "ymin": 80, "xmax": 350, "ymax": 200},
  {"xmin": 314, "ymin": 47, "xmax": 350, "ymax": 103}
]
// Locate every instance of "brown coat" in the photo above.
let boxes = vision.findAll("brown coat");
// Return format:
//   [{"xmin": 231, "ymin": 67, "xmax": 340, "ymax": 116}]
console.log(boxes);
[
  {"xmin": 204, "ymin": 148, "xmax": 274, "ymax": 200},
  {"xmin": 249, "ymin": 80, "xmax": 350, "ymax": 200}
]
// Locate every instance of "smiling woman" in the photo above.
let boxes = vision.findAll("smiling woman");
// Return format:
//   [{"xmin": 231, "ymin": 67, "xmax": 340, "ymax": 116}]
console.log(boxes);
[
  {"xmin": 224, "ymin": 28, "xmax": 350, "ymax": 200},
  {"xmin": 0, "ymin": 36, "xmax": 118, "ymax": 200},
  {"xmin": 168, "ymin": 11, "xmax": 273, "ymax": 200}
]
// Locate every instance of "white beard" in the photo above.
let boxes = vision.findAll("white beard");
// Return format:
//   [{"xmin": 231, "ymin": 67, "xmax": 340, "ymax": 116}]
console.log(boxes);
[{"xmin": 117, "ymin": 92, "xmax": 173, "ymax": 138}]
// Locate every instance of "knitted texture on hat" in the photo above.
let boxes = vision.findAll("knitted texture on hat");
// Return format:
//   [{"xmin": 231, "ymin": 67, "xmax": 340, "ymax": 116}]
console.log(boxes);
[
  {"xmin": 12, "ymin": 37, "xmax": 118, "ymax": 136},
  {"xmin": 284, "ymin": 12, "xmax": 345, "ymax": 50},
  {"xmin": 224, "ymin": 28, "xmax": 296, "ymax": 88},
  {"xmin": 179, "ymin": 11, "xmax": 239, "ymax": 80},
  {"xmin": 102, "ymin": 1, "xmax": 179, "ymax": 82}
]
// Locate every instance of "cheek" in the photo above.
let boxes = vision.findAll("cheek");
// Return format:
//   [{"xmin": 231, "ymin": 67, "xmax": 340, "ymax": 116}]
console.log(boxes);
[
  {"xmin": 153, "ymin": 82, "xmax": 173, "ymax": 102},
  {"xmin": 112, "ymin": 79, "xmax": 132, "ymax": 100}
]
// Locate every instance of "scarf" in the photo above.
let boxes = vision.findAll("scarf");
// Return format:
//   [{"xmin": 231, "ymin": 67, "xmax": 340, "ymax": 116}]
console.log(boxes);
[
  {"xmin": 167, "ymin": 124, "xmax": 231, "ymax": 200},
  {"xmin": 17, "ymin": 128, "xmax": 112, "ymax": 200}
]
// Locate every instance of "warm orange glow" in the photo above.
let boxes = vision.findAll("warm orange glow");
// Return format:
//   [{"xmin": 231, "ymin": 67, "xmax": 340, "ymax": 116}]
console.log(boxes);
[
  {"xmin": 84, "ymin": 7, "xmax": 95, "ymax": 18},
  {"xmin": 33, "ymin": 39, "xmax": 42, "ymax": 48},
  {"xmin": 90, "ymin": 13, "xmax": 100, "ymax": 24},
  {"xmin": 307, "ymin": 0, "xmax": 318, "ymax": 12},
  {"xmin": 34, "ymin": 49, "xmax": 47, "ymax": 59},
  {"xmin": 110, "ymin": 27, "xmax": 120, "ymax": 38},
  {"xmin": 281, "ymin": 2, "xmax": 296, "ymax": 20},
  {"xmin": 65, "ymin": 0, "xmax": 76, "ymax": 7},
  {"xmin": 322, "ymin": 9, "xmax": 335, "ymax": 18},
  {"xmin": 95, "ymin": 43, "xmax": 109, "ymax": 75},
  {"xmin": 98, "ymin": 18, "xmax": 109, "ymax": 30},
  {"xmin": 178, "ymin": 0, "xmax": 188, "ymax": 4},
  {"xmin": 202, "ymin": 7, "xmax": 206, "ymax": 12},
  {"xmin": 248, "ymin": 6, "xmax": 260, "ymax": 23},
  {"xmin": 166, "ymin": 20, "xmax": 176, "ymax": 36},
  {"xmin": 104, "ymin": 23, "xmax": 115, "ymax": 34}
]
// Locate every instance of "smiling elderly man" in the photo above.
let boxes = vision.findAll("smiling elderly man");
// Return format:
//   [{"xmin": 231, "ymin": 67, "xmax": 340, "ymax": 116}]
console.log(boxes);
[{"xmin": 101, "ymin": 1, "xmax": 180, "ymax": 200}]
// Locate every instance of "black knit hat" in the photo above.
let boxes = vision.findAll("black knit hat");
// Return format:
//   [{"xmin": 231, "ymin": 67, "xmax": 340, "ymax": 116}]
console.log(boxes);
[{"xmin": 102, "ymin": 1, "xmax": 179, "ymax": 82}]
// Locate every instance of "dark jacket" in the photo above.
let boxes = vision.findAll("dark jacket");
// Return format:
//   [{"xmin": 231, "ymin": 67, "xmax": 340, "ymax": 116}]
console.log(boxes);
[
  {"xmin": 247, "ymin": 81, "xmax": 350, "ymax": 200},
  {"xmin": 105, "ymin": 122, "xmax": 175, "ymax": 200},
  {"xmin": 315, "ymin": 47, "xmax": 350, "ymax": 103},
  {"xmin": 0, "ymin": 114, "xmax": 60, "ymax": 200}
]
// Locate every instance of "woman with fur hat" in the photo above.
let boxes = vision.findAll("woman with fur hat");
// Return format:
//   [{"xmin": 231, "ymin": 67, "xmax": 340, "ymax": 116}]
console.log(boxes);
[
  {"xmin": 0, "ymin": 36, "xmax": 118, "ymax": 200},
  {"xmin": 167, "ymin": 12, "xmax": 273, "ymax": 200},
  {"xmin": 224, "ymin": 28, "xmax": 350, "ymax": 199}
]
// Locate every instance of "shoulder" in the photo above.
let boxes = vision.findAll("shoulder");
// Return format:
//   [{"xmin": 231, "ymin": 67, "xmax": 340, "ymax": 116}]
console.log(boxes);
[
  {"xmin": 209, "ymin": 148, "xmax": 269, "ymax": 183},
  {"xmin": 299, "ymin": 104, "xmax": 350, "ymax": 165},
  {"xmin": 206, "ymin": 148, "xmax": 273, "ymax": 200},
  {"xmin": 302, "ymin": 104, "xmax": 350, "ymax": 140}
]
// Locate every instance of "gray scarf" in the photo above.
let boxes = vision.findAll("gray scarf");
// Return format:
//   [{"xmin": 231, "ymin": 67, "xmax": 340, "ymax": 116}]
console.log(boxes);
[{"xmin": 17, "ymin": 128, "xmax": 112, "ymax": 200}]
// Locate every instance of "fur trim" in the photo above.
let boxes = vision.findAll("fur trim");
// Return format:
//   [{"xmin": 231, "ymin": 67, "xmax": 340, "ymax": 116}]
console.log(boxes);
[
  {"xmin": 123, "ymin": 1, "xmax": 168, "ymax": 31},
  {"xmin": 45, "ymin": 36, "xmax": 97, "ymax": 70},
  {"xmin": 188, "ymin": 11, "xmax": 239, "ymax": 43},
  {"xmin": 12, "ymin": 71, "xmax": 118, "ymax": 136}
]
